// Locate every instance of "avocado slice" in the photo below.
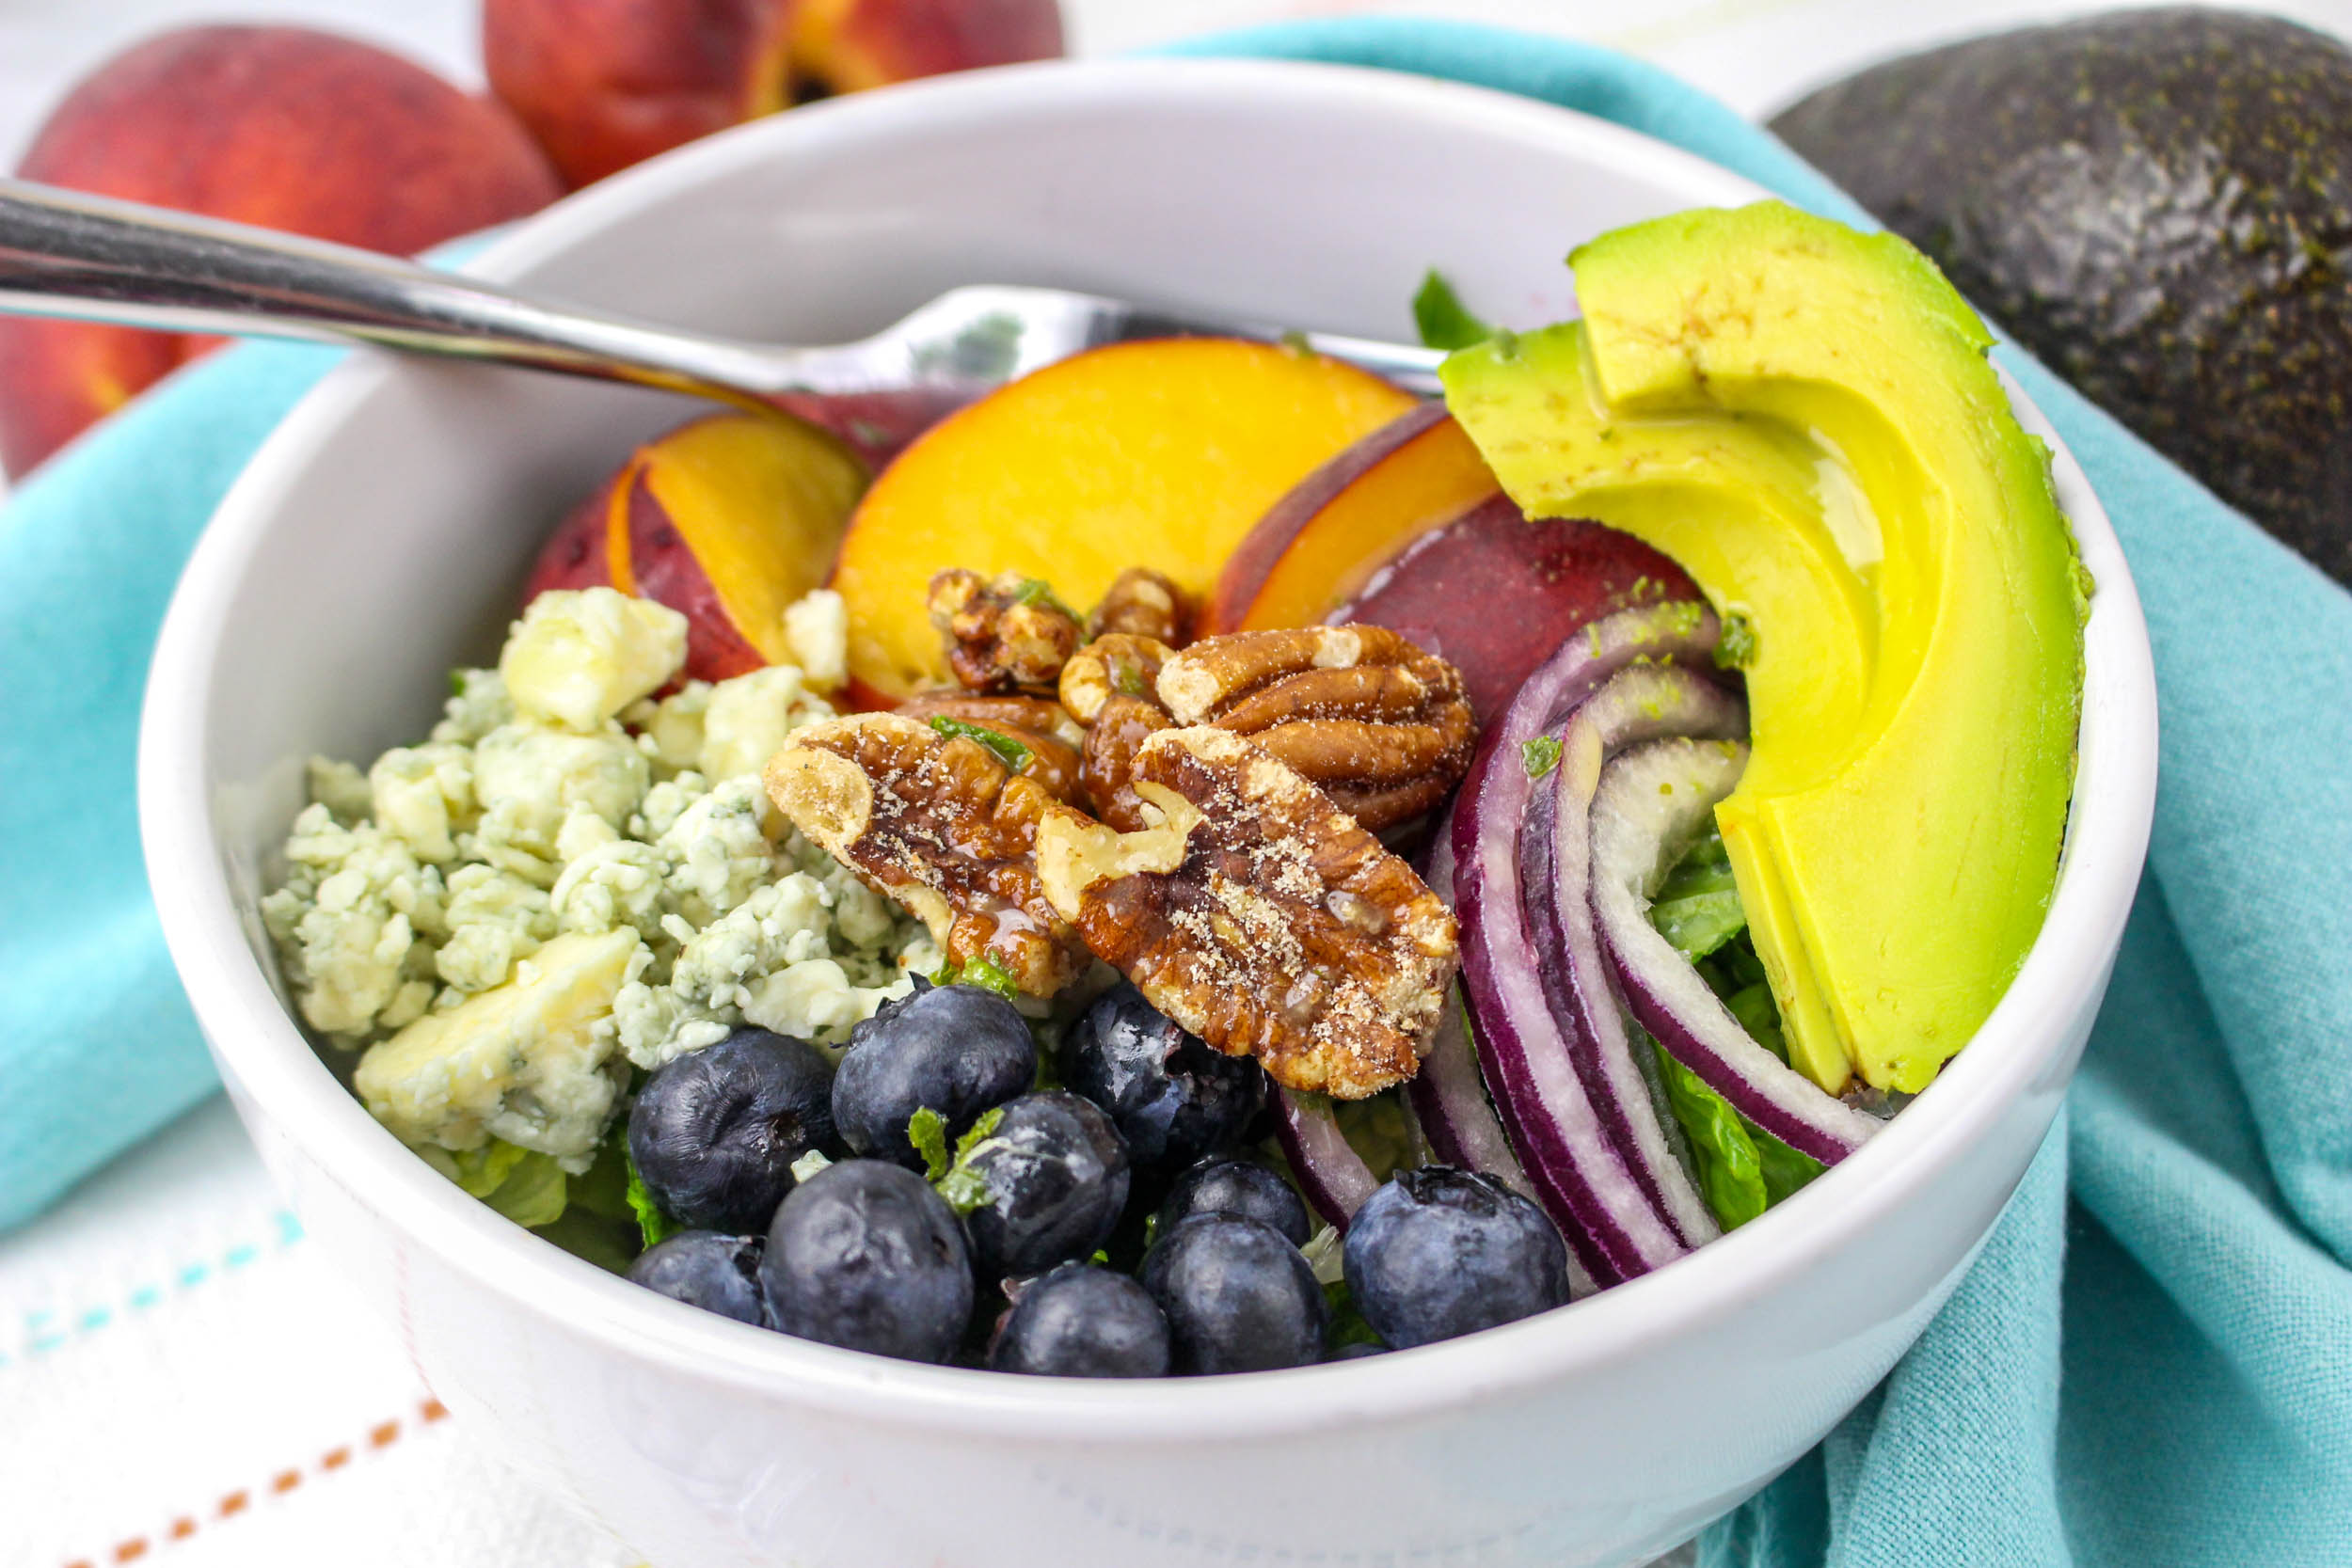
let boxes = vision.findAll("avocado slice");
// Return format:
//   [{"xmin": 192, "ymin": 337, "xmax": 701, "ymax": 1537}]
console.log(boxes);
[
  {"xmin": 1442, "ymin": 202, "xmax": 2086, "ymax": 1095},
  {"xmin": 1772, "ymin": 9, "xmax": 2352, "ymax": 587}
]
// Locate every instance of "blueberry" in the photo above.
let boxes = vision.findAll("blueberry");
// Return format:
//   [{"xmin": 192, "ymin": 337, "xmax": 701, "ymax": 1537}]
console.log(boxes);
[
  {"xmin": 626, "ymin": 1231, "xmax": 767, "ymax": 1325},
  {"xmin": 1061, "ymin": 983, "xmax": 1263, "ymax": 1168},
  {"xmin": 961, "ymin": 1092, "xmax": 1132, "ymax": 1282},
  {"xmin": 628, "ymin": 1027, "xmax": 836, "ymax": 1233},
  {"xmin": 988, "ymin": 1263, "xmax": 1170, "ymax": 1378},
  {"xmin": 833, "ymin": 983, "xmax": 1036, "ymax": 1169},
  {"xmin": 1157, "ymin": 1155, "xmax": 1311, "ymax": 1247},
  {"xmin": 1139, "ymin": 1212, "xmax": 1327, "ymax": 1374},
  {"xmin": 763, "ymin": 1160, "xmax": 975, "ymax": 1363},
  {"xmin": 1327, "ymin": 1340, "xmax": 1389, "ymax": 1361},
  {"xmin": 1342, "ymin": 1166, "xmax": 1570, "ymax": 1349}
]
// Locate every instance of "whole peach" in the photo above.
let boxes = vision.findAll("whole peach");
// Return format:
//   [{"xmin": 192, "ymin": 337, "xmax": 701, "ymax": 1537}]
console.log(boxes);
[
  {"xmin": 484, "ymin": 0, "xmax": 1062, "ymax": 189},
  {"xmin": 485, "ymin": 0, "xmax": 797, "ymax": 189},
  {"xmin": 790, "ymin": 0, "xmax": 1065, "ymax": 95},
  {"xmin": 0, "ymin": 25, "xmax": 563, "ymax": 477}
]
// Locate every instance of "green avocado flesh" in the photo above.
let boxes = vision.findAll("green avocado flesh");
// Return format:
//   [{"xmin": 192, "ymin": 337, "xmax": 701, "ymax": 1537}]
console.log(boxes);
[{"xmin": 1441, "ymin": 201, "xmax": 2086, "ymax": 1095}]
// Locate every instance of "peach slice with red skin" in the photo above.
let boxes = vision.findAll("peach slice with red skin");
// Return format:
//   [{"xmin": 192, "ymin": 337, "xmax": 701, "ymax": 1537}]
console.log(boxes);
[
  {"xmin": 1213, "ymin": 405, "xmax": 1698, "ymax": 723},
  {"xmin": 829, "ymin": 337, "xmax": 1417, "ymax": 701},
  {"xmin": 522, "ymin": 411, "xmax": 866, "ymax": 683}
]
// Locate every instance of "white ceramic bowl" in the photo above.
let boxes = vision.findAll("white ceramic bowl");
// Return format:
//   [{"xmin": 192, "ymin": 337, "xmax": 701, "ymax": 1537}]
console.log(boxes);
[{"xmin": 139, "ymin": 57, "xmax": 2158, "ymax": 1568}]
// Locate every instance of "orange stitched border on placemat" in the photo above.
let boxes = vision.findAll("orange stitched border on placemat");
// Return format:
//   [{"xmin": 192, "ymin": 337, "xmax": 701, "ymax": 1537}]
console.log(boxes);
[{"xmin": 61, "ymin": 1398, "xmax": 449, "ymax": 1567}]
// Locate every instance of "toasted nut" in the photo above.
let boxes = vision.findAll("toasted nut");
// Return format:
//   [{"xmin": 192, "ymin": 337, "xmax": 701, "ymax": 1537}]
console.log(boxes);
[
  {"xmin": 1086, "ymin": 566, "xmax": 1190, "ymax": 646},
  {"xmin": 1035, "ymin": 725, "xmax": 1458, "ymax": 1098},
  {"xmin": 1057, "ymin": 633, "xmax": 1175, "ymax": 724},
  {"xmin": 891, "ymin": 690, "xmax": 1087, "ymax": 804},
  {"xmin": 1152, "ymin": 626, "xmax": 1476, "ymax": 830},
  {"xmin": 928, "ymin": 568, "xmax": 1082, "ymax": 693},
  {"xmin": 1077, "ymin": 693, "xmax": 1176, "ymax": 831},
  {"xmin": 765, "ymin": 713, "xmax": 1090, "ymax": 996},
  {"xmin": 887, "ymin": 697, "xmax": 1082, "ymax": 803}
]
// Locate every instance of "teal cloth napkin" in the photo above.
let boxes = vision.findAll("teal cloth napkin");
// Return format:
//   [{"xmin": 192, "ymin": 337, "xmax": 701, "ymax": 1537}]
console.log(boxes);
[{"xmin": 4, "ymin": 17, "xmax": 2346, "ymax": 1564}]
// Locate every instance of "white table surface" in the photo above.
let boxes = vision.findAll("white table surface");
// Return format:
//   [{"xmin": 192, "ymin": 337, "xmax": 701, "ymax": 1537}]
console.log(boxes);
[{"xmin": 5, "ymin": 2, "xmax": 2344, "ymax": 1564}]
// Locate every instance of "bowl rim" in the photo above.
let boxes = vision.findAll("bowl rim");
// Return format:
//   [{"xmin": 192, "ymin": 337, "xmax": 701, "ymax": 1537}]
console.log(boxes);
[{"xmin": 138, "ymin": 54, "xmax": 2158, "ymax": 1443}]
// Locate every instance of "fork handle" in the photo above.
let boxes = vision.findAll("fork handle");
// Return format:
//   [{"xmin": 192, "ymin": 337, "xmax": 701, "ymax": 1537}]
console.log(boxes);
[{"xmin": 0, "ymin": 179, "xmax": 802, "ymax": 408}]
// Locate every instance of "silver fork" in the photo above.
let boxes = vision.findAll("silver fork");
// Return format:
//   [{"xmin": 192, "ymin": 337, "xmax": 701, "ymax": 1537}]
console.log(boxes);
[{"xmin": 0, "ymin": 180, "xmax": 1443, "ymax": 448}]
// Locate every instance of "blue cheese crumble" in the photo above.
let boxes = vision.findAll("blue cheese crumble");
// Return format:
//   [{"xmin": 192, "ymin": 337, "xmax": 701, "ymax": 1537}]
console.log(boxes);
[{"xmin": 262, "ymin": 586, "xmax": 928, "ymax": 1172}]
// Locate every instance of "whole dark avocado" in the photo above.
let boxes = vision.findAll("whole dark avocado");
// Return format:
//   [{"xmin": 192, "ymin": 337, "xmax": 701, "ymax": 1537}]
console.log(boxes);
[{"xmin": 1772, "ymin": 8, "xmax": 2352, "ymax": 585}]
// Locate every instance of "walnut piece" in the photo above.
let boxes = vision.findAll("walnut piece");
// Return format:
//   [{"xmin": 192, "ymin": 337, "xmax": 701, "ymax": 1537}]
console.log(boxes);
[
  {"xmin": 928, "ymin": 569, "xmax": 1082, "ymax": 693},
  {"xmin": 1086, "ymin": 566, "xmax": 1191, "ymax": 646},
  {"xmin": 1034, "ymin": 725, "xmax": 1458, "ymax": 1098},
  {"xmin": 1153, "ymin": 626, "xmax": 1476, "ymax": 830},
  {"xmin": 764, "ymin": 713, "xmax": 1089, "ymax": 996},
  {"xmin": 891, "ymin": 690, "xmax": 1085, "ymax": 801},
  {"xmin": 1057, "ymin": 633, "xmax": 1175, "ymax": 725},
  {"xmin": 1077, "ymin": 693, "xmax": 1175, "ymax": 831}
]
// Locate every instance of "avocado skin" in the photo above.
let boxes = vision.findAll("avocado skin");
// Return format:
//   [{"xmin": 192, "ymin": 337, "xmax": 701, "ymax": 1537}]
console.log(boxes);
[{"xmin": 1772, "ymin": 8, "xmax": 2352, "ymax": 587}]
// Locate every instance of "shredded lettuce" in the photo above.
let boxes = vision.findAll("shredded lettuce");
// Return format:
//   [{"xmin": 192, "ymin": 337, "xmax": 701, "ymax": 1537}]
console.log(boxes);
[
  {"xmin": 1647, "ymin": 823, "xmax": 1746, "ymax": 961},
  {"xmin": 443, "ymin": 1139, "xmax": 570, "ymax": 1228},
  {"xmin": 1645, "ymin": 827, "xmax": 1826, "ymax": 1228},
  {"xmin": 1412, "ymin": 269, "xmax": 1494, "ymax": 352}
]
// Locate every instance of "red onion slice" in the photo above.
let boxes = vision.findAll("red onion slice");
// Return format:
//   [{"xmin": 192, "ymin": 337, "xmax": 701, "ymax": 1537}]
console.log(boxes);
[
  {"xmin": 1591, "ymin": 741, "xmax": 1883, "ymax": 1163},
  {"xmin": 1530, "ymin": 666, "xmax": 1747, "ymax": 1252},
  {"xmin": 1450, "ymin": 603, "xmax": 1725, "ymax": 1281},
  {"xmin": 1409, "ymin": 820, "xmax": 1536, "ymax": 1201},
  {"xmin": 1271, "ymin": 1087, "xmax": 1380, "ymax": 1227}
]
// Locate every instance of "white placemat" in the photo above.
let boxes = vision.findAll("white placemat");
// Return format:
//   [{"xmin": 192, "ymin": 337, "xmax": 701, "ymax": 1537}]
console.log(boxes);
[{"xmin": 6, "ymin": 1, "xmax": 2344, "ymax": 1563}]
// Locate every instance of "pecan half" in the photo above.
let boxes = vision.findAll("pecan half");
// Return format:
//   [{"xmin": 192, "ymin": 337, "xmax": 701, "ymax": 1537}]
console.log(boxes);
[
  {"xmin": 928, "ymin": 569, "xmax": 1082, "ymax": 693},
  {"xmin": 891, "ymin": 690, "xmax": 1085, "ymax": 801},
  {"xmin": 764, "ymin": 713, "xmax": 1089, "ymax": 996},
  {"xmin": 1086, "ymin": 566, "xmax": 1191, "ymax": 646},
  {"xmin": 1035, "ymin": 725, "xmax": 1458, "ymax": 1098},
  {"xmin": 1153, "ymin": 626, "xmax": 1476, "ymax": 829}
]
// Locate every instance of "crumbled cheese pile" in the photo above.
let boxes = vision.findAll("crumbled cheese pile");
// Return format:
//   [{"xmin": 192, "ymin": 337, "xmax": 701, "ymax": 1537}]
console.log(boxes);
[{"xmin": 262, "ymin": 586, "xmax": 933, "ymax": 1173}]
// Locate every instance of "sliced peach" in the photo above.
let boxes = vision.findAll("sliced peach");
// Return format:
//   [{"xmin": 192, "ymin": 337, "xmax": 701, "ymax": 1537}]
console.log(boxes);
[
  {"xmin": 523, "ymin": 411, "xmax": 866, "ymax": 683},
  {"xmin": 1207, "ymin": 405, "xmax": 1502, "ymax": 634},
  {"xmin": 831, "ymin": 338, "xmax": 1416, "ymax": 699}
]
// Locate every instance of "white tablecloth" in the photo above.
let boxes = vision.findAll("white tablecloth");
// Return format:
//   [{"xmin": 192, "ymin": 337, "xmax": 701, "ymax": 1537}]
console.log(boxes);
[{"xmin": 5, "ymin": 2, "xmax": 2344, "ymax": 1563}]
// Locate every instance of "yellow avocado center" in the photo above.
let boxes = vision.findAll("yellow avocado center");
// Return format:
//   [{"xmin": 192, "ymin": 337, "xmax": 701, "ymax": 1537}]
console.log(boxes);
[{"xmin": 1441, "ymin": 202, "xmax": 2087, "ymax": 1095}]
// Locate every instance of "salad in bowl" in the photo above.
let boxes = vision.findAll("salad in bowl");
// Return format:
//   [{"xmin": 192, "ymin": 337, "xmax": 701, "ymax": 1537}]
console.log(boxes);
[{"xmin": 258, "ymin": 199, "xmax": 2089, "ymax": 1376}]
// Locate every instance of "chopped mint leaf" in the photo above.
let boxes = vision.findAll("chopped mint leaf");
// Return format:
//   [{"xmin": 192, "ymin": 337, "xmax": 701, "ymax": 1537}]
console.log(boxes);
[
  {"xmin": 928, "ymin": 715, "xmax": 1033, "ymax": 774},
  {"xmin": 954, "ymin": 1106, "xmax": 1006, "ymax": 1164},
  {"xmin": 1521, "ymin": 735, "xmax": 1563, "ymax": 779},
  {"xmin": 1089, "ymin": 1248, "xmax": 1111, "ymax": 1266},
  {"xmin": 1714, "ymin": 611, "xmax": 1759, "ymax": 670},
  {"xmin": 449, "ymin": 668, "xmax": 467, "ymax": 696},
  {"xmin": 1010, "ymin": 578, "xmax": 1076, "ymax": 619},
  {"xmin": 909, "ymin": 1106, "xmax": 952, "ymax": 1182},
  {"xmin": 957, "ymin": 954, "xmax": 1023, "ymax": 1002},
  {"xmin": 624, "ymin": 1153, "xmax": 679, "ymax": 1249},
  {"xmin": 1648, "ymin": 823, "xmax": 1746, "ymax": 961},
  {"xmin": 929, "ymin": 1106, "xmax": 1007, "ymax": 1216},
  {"xmin": 1411, "ymin": 270, "xmax": 1494, "ymax": 352},
  {"xmin": 1113, "ymin": 656, "xmax": 1149, "ymax": 697}
]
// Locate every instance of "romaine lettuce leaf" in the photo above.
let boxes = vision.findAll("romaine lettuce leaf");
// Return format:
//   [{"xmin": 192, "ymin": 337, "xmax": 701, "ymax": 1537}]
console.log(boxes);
[{"xmin": 1648, "ymin": 823, "xmax": 1746, "ymax": 961}]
